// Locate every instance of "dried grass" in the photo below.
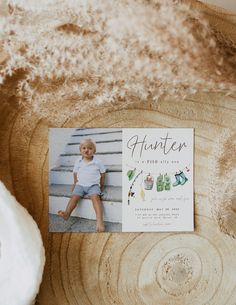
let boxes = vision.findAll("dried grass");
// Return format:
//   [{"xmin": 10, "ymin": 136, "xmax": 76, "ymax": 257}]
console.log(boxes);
[{"xmin": 0, "ymin": 0, "xmax": 235, "ymax": 121}]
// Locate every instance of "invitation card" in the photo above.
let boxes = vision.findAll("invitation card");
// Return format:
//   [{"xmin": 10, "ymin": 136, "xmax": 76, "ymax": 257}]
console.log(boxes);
[{"xmin": 49, "ymin": 128, "xmax": 194, "ymax": 233}]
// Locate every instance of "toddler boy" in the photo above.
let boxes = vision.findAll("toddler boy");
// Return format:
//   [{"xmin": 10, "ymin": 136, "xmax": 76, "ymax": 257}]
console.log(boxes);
[{"xmin": 58, "ymin": 138, "xmax": 106, "ymax": 232}]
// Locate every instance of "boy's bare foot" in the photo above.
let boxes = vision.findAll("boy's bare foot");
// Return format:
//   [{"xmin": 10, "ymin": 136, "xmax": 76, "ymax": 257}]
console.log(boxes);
[
  {"xmin": 96, "ymin": 222, "xmax": 105, "ymax": 232},
  {"xmin": 58, "ymin": 210, "xmax": 69, "ymax": 220}
]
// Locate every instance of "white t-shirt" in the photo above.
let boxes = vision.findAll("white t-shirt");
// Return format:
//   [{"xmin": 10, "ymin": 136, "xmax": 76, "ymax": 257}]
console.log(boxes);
[{"xmin": 73, "ymin": 157, "xmax": 106, "ymax": 186}]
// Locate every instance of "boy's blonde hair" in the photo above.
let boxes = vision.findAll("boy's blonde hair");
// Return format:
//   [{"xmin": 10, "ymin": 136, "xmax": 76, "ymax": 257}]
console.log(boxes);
[{"xmin": 79, "ymin": 138, "xmax": 96, "ymax": 153}]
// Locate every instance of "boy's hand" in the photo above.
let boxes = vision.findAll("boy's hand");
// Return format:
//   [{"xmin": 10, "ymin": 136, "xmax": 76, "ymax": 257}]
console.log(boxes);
[
  {"xmin": 71, "ymin": 183, "xmax": 76, "ymax": 193},
  {"xmin": 73, "ymin": 173, "xmax": 78, "ymax": 191},
  {"xmin": 100, "ymin": 187, "xmax": 105, "ymax": 197}
]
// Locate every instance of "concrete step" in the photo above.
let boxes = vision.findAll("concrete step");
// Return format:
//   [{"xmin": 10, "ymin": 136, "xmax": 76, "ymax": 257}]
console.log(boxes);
[
  {"xmin": 50, "ymin": 165, "xmax": 122, "ymax": 186},
  {"xmin": 70, "ymin": 131, "xmax": 122, "ymax": 143},
  {"xmin": 49, "ymin": 214, "xmax": 122, "ymax": 232},
  {"xmin": 60, "ymin": 152, "xmax": 122, "ymax": 166},
  {"xmin": 49, "ymin": 184, "xmax": 122, "ymax": 223},
  {"xmin": 49, "ymin": 196, "xmax": 122, "ymax": 223},
  {"xmin": 74, "ymin": 128, "xmax": 121, "ymax": 135},
  {"xmin": 66, "ymin": 139, "xmax": 122, "ymax": 154}
]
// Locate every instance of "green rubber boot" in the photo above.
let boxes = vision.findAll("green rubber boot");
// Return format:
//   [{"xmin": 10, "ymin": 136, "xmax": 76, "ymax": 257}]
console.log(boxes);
[
  {"xmin": 179, "ymin": 171, "xmax": 188, "ymax": 185},
  {"xmin": 173, "ymin": 173, "xmax": 181, "ymax": 187},
  {"xmin": 156, "ymin": 174, "xmax": 164, "ymax": 192},
  {"xmin": 164, "ymin": 174, "xmax": 171, "ymax": 191}
]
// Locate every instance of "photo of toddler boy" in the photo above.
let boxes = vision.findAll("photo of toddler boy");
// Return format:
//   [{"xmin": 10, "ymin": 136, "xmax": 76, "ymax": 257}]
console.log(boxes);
[{"xmin": 58, "ymin": 139, "xmax": 106, "ymax": 232}]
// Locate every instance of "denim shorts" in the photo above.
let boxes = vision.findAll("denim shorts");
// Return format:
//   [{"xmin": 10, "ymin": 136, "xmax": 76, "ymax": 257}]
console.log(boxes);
[{"xmin": 72, "ymin": 184, "xmax": 101, "ymax": 197}]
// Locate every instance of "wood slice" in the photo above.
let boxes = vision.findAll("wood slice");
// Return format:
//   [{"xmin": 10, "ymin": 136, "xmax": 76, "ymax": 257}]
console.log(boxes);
[{"xmin": 0, "ymin": 82, "xmax": 236, "ymax": 304}]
